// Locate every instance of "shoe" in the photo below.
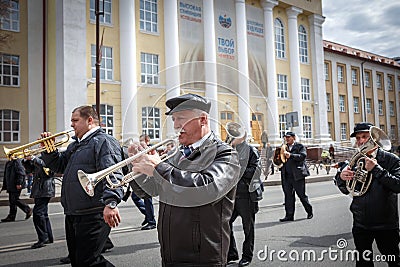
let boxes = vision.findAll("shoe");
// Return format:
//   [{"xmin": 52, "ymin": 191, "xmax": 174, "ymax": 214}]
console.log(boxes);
[
  {"xmin": 141, "ymin": 223, "xmax": 156, "ymax": 230},
  {"xmin": 31, "ymin": 241, "xmax": 46, "ymax": 249},
  {"xmin": 238, "ymin": 259, "xmax": 251, "ymax": 267},
  {"xmin": 307, "ymin": 212, "xmax": 313, "ymax": 219},
  {"xmin": 25, "ymin": 209, "xmax": 33, "ymax": 220},
  {"xmin": 141, "ymin": 219, "xmax": 148, "ymax": 226},
  {"xmin": 44, "ymin": 239, "xmax": 53, "ymax": 244},
  {"xmin": 227, "ymin": 255, "xmax": 239, "ymax": 263},
  {"xmin": 1, "ymin": 216, "xmax": 15, "ymax": 222},
  {"xmin": 59, "ymin": 256, "xmax": 71, "ymax": 264},
  {"xmin": 279, "ymin": 216, "xmax": 294, "ymax": 222}
]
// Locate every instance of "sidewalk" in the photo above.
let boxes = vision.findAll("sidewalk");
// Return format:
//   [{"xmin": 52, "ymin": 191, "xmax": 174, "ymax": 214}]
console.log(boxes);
[{"xmin": 0, "ymin": 166, "xmax": 336, "ymax": 207}]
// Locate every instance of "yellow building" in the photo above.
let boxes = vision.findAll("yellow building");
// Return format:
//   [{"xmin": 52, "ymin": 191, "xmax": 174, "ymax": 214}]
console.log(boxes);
[{"xmin": 1, "ymin": 0, "xmax": 399, "ymax": 161}]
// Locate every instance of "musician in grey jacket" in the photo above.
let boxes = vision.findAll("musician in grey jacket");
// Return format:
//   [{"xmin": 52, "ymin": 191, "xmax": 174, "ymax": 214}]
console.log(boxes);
[
  {"xmin": 336, "ymin": 122, "xmax": 400, "ymax": 266},
  {"xmin": 125, "ymin": 94, "xmax": 240, "ymax": 267}
]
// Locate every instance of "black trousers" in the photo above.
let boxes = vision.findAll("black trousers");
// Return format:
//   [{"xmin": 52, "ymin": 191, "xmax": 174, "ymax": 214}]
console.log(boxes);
[
  {"xmin": 65, "ymin": 213, "xmax": 114, "ymax": 267},
  {"xmin": 8, "ymin": 191, "xmax": 30, "ymax": 218},
  {"xmin": 281, "ymin": 175, "xmax": 312, "ymax": 217},
  {"xmin": 228, "ymin": 197, "xmax": 258, "ymax": 261},
  {"xmin": 33, "ymin": 197, "xmax": 53, "ymax": 243},
  {"xmin": 353, "ymin": 227, "xmax": 400, "ymax": 267}
]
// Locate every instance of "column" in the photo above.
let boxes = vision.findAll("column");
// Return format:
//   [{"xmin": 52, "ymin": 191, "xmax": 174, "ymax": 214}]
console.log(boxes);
[
  {"xmin": 261, "ymin": 0, "xmax": 279, "ymax": 144},
  {"xmin": 286, "ymin": 7, "xmax": 303, "ymax": 139},
  {"xmin": 120, "ymin": 0, "xmax": 138, "ymax": 141},
  {"xmin": 203, "ymin": 0, "xmax": 219, "ymax": 136},
  {"xmin": 235, "ymin": 0, "xmax": 251, "ymax": 135},
  {"xmin": 164, "ymin": 0, "xmax": 181, "ymax": 138},
  {"xmin": 308, "ymin": 14, "xmax": 331, "ymax": 143}
]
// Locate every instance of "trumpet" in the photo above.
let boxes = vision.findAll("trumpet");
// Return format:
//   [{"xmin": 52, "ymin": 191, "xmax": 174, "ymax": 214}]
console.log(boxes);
[
  {"xmin": 225, "ymin": 122, "xmax": 246, "ymax": 144},
  {"xmin": 78, "ymin": 138, "xmax": 179, "ymax": 196},
  {"xmin": 4, "ymin": 130, "xmax": 74, "ymax": 160}
]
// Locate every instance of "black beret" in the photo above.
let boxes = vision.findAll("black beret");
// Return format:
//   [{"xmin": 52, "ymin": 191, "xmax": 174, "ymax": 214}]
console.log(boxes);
[
  {"xmin": 284, "ymin": 131, "xmax": 296, "ymax": 137},
  {"xmin": 165, "ymin": 93, "xmax": 211, "ymax": 115},
  {"xmin": 350, "ymin": 122, "xmax": 373, "ymax": 137}
]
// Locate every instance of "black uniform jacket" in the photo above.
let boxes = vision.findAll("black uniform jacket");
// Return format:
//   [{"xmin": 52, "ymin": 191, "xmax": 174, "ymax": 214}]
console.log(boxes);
[{"xmin": 281, "ymin": 142, "xmax": 310, "ymax": 181}]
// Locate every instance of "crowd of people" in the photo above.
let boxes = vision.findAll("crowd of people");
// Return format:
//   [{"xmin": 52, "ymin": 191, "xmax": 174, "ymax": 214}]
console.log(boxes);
[{"xmin": 1, "ymin": 94, "xmax": 400, "ymax": 266}]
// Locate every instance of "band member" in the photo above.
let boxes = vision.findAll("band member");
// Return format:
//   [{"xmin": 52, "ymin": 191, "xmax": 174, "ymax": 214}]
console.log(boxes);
[
  {"xmin": 279, "ymin": 131, "xmax": 313, "ymax": 222},
  {"xmin": 41, "ymin": 105, "xmax": 124, "ymax": 266},
  {"xmin": 335, "ymin": 122, "xmax": 400, "ymax": 266},
  {"xmin": 121, "ymin": 94, "xmax": 240, "ymax": 266},
  {"xmin": 228, "ymin": 132, "xmax": 262, "ymax": 266}
]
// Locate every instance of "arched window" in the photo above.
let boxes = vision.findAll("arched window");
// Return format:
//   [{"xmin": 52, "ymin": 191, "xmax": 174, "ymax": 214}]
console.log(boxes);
[
  {"xmin": 298, "ymin": 25, "xmax": 308, "ymax": 63},
  {"xmin": 274, "ymin": 18, "xmax": 285, "ymax": 58},
  {"xmin": 0, "ymin": 109, "xmax": 20, "ymax": 142}
]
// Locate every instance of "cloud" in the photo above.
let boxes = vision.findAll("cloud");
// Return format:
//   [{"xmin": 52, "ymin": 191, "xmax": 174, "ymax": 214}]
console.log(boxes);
[{"xmin": 322, "ymin": 0, "xmax": 400, "ymax": 58}]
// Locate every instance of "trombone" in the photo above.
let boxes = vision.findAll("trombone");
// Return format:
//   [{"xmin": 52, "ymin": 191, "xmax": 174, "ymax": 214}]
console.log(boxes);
[
  {"xmin": 3, "ymin": 130, "xmax": 74, "ymax": 160},
  {"xmin": 78, "ymin": 138, "xmax": 179, "ymax": 196}
]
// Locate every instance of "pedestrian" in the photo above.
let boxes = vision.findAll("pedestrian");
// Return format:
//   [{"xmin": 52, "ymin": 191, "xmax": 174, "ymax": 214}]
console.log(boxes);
[
  {"xmin": 329, "ymin": 144, "xmax": 335, "ymax": 160},
  {"xmin": 1, "ymin": 157, "xmax": 32, "ymax": 222},
  {"xmin": 22, "ymin": 157, "xmax": 34, "ymax": 196},
  {"xmin": 335, "ymin": 122, "xmax": 400, "ymax": 266},
  {"xmin": 261, "ymin": 130, "xmax": 268, "ymax": 148},
  {"xmin": 266, "ymin": 142, "xmax": 274, "ymax": 175},
  {"xmin": 130, "ymin": 134, "xmax": 156, "ymax": 230},
  {"xmin": 26, "ymin": 155, "xmax": 55, "ymax": 249},
  {"xmin": 121, "ymin": 94, "xmax": 240, "ymax": 266},
  {"xmin": 41, "ymin": 105, "xmax": 124, "ymax": 266},
  {"xmin": 228, "ymin": 132, "xmax": 262, "ymax": 267},
  {"xmin": 279, "ymin": 131, "xmax": 313, "ymax": 222}
]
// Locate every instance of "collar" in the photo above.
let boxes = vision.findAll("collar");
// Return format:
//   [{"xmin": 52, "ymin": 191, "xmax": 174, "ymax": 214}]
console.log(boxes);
[
  {"xmin": 189, "ymin": 131, "xmax": 211, "ymax": 150},
  {"xmin": 78, "ymin": 126, "xmax": 100, "ymax": 142}
]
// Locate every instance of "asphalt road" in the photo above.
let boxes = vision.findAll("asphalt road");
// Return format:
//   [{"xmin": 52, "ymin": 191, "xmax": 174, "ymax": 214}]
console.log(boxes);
[{"xmin": 0, "ymin": 181, "xmax": 390, "ymax": 267}]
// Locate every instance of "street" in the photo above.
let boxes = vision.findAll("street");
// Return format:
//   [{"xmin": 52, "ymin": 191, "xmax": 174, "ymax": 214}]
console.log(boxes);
[{"xmin": 0, "ymin": 181, "xmax": 390, "ymax": 266}]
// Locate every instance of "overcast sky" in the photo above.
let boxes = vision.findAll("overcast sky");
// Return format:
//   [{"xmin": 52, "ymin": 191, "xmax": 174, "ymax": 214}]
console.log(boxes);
[{"xmin": 321, "ymin": 0, "xmax": 400, "ymax": 58}]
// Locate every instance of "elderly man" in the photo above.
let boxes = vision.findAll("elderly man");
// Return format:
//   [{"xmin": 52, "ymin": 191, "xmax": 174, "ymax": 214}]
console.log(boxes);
[
  {"xmin": 122, "ymin": 94, "xmax": 240, "ymax": 266},
  {"xmin": 279, "ymin": 131, "xmax": 313, "ymax": 222},
  {"xmin": 336, "ymin": 122, "xmax": 400, "ymax": 266}
]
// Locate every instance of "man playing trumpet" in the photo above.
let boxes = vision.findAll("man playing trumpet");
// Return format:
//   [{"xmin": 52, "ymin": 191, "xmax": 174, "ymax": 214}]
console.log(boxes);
[
  {"xmin": 121, "ymin": 94, "xmax": 240, "ymax": 266},
  {"xmin": 40, "ymin": 106, "xmax": 124, "ymax": 266},
  {"xmin": 335, "ymin": 122, "xmax": 400, "ymax": 266}
]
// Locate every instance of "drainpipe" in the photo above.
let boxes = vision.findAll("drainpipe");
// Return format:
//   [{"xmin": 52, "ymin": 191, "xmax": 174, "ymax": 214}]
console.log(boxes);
[{"xmin": 42, "ymin": 0, "xmax": 46, "ymax": 131}]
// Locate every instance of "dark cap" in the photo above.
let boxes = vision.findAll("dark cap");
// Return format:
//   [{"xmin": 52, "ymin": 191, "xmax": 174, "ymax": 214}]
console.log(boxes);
[
  {"xmin": 284, "ymin": 131, "xmax": 296, "ymax": 137},
  {"xmin": 165, "ymin": 93, "xmax": 211, "ymax": 115},
  {"xmin": 350, "ymin": 122, "xmax": 373, "ymax": 137}
]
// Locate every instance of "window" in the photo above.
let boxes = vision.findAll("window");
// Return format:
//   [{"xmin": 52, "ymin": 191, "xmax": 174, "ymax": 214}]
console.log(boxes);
[
  {"xmin": 298, "ymin": 25, "xmax": 308, "ymax": 63},
  {"xmin": 92, "ymin": 104, "xmax": 114, "ymax": 136},
  {"xmin": 324, "ymin": 62, "xmax": 329, "ymax": 81},
  {"xmin": 274, "ymin": 18, "xmax": 285, "ymax": 58},
  {"xmin": 326, "ymin": 93, "xmax": 331, "ymax": 111},
  {"xmin": 337, "ymin": 65, "xmax": 344, "ymax": 83},
  {"xmin": 0, "ymin": 53, "xmax": 20, "ymax": 86},
  {"xmin": 303, "ymin": 116, "xmax": 312, "ymax": 139},
  {"xmin": 252, "ymin": 113, "xmax": 262, "ymax": 121},
  {"xmin": 0, "ymin": 109, "xmax": 19, "ymax": 142},
  {"xmin": 376, "ymin": 73, "xmax": 382, "ymax": 89},
  {"xmin": 390, "ymin": 125, "xmax": 396, "ymax": 140},
  {"xmin": 220, "ymin": 111, "xmax": 233, "ymax": 120},
  {"xmin": 340, "ymin": 123, "xmax": 347, "ymax": 141},
  {"xmin": 91, "ymin": 45, "xmax": 113, "ymax": 80},
  {"xmin": 279, "ymin": 114, "xmax": 287, "ymax": 138},
  {"xmin": 90, "ymin": 0, "xmax": 112, "ymax": 24},
  {"xmin": 301, "ymin": 78, "xmax": 310, "ymax": 101},
  {"xmin": 277, "ymin": 74, "xmax": 288, "ymax": 98},
  {"xmin": 388, "ymin": 76, "xmax": 393, "ymax": 90},
  {"xmin": 142, "ymin": 106, "xmax": 160, "ymax": 140},
  {"xmin": 339, "ymin": 95, "xmax": 345, "ymax": 112},
  {"xmin": 140, "ymin": 0, "xmax": 158, "ymax": 33},
  {"xmin": 140, "ymin": 52, "xmax": 159, "ymax": 84},
  {"xmin": 0, "ymin": 0, "xmax": 19, "ymax": 31},
  {"xmin": 351, "ymin": 69, "xmax": 358, "ymax": 85},
  {"xmin": 366, "ymin": 98, "xmax": 372, "ymax": 114},
  {"xmin": 389, "ymin": 101, "xmax": 394, "ymax": 116},
  {"xmin": 378, "ymin": 100, "xmax": 383, "ymax": 116},
  {"xmin": 364, "ymin": 71, "xmax": 370, "ymax": 87},
  {"xmin": 379, "ymin": 124, "xmax": 385, "ymax": 132},
  {"xmin": 353, "ymin": 97, "xmax": 359, "ymax": 113}
]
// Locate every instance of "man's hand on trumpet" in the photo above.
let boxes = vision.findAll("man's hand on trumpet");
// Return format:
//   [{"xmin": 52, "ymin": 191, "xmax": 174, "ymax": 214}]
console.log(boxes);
[
  {"xmin": 128, "ymin": 141, "xmax": 162, "ymax": 177},
  {"xmin": 340, "ymin": 166, "xmax": 354, "ymax": 181}
]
